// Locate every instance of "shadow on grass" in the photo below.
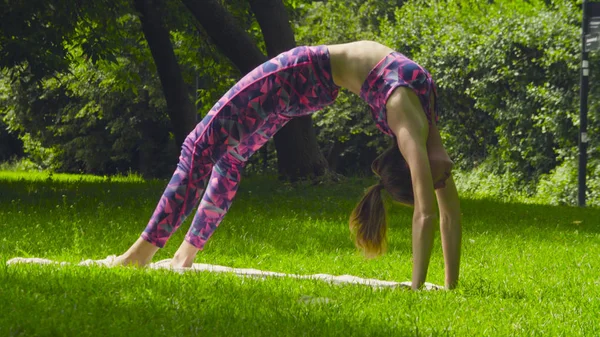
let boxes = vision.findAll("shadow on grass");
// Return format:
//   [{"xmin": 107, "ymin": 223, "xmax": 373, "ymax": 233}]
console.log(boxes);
[
  {"xmin": 222, "ymin": 191, "xmax": 600, "ymax": 255},
  {"xmin": 0, "ymin": 178, "xmax": 164, "ymax": 209}
]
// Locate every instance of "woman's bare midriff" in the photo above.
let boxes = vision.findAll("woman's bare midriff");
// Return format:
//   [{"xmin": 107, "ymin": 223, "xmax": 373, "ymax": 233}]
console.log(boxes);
[{"xmin": 327, "ymin": 41, "xmax": 394, "ymax": 96}]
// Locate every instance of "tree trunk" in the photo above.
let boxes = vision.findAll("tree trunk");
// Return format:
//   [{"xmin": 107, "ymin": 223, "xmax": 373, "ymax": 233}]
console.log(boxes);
[
  {"xmin": 181, "ymin": 0, "xmax": 267, "ymax": 74},
  {"xmin": 182, "ymin": 0, "xmax": 331, "ymax": 180},
  {"xmin": 248, "ymin": 0, "xmax": 330, "ymax": 180},
  {"xmin": 133, "ymin": 0, "xmax": 197, "ymax": 148},
  {"xmin": 326, "ymin": 139, "xmax": 345, "ymax": 173}
]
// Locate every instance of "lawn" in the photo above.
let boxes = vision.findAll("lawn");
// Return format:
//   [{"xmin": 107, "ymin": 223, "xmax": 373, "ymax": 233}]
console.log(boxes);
[{"xmin": 1, "ymin": 171, "xmax": 599, "ymax": 336}]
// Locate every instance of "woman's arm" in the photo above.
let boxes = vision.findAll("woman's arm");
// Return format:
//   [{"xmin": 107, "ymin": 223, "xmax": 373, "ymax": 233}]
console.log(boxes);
[
  {"xmin": 386, "ymin": 88, "xmax": 437, "ymax": 290},
  {"xmin": 435, "ymin": 175, "xmax": 462, "ymax": 289},
  {"xmin": 402, "ymin": 141, "xmax": 437, "ymax": 290},
  {"xmin": 427, "ymin": 119, "xmax": 462, "ymax": 289}
]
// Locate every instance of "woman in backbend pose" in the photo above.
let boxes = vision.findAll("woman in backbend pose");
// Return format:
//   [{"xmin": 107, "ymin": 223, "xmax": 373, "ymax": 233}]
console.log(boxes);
[{"xmin": 114, "ymin": 41, "xmax": 462, "ymax": 290}]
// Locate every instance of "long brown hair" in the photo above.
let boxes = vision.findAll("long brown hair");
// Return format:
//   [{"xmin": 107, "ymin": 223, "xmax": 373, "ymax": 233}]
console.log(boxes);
[{"xmin": 349, "ymin": 146, "xmax": 413, "ymax": 257}]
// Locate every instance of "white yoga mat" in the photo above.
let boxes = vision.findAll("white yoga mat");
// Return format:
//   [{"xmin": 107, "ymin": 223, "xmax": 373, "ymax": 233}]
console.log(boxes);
[{"xmin": 6, "ymin": 256, "xmax": 442, "ymax": 290}]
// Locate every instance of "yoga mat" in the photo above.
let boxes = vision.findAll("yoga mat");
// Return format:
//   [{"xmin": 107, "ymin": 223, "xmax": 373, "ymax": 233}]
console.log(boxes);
[{"xmin": 6, "ymin": 256, "xmax": 443, "ymax": 290}]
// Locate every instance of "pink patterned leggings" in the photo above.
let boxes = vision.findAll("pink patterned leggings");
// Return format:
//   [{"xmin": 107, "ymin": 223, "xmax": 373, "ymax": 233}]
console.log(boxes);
[{"xmin": 141, "ymin": 45, "xmax": 339, "ymax": 249}]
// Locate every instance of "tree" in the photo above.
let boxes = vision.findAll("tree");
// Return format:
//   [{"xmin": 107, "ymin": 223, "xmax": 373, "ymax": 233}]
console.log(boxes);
[
  {"xmin": 0, "ymin": 0, "xmax": 178, "ymax": 176},
  {"xmin": 133, "ymin": 0, "xmax": 197, "ymax": 147},
  {"xmin": 182, "ymin": 0, "xmax": 330, "ymax": 180},
  {"xmin": 0, "ymin": 119, "xmax": 23, "ymax": 162},
  {"xmin": 0, "ymin": 0, "xmax": 122, "ymax": 81}
]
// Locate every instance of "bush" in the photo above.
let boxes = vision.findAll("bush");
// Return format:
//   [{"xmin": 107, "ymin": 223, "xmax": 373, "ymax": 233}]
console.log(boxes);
[
  {"xmin": 378, "ymin": 0, "xmax": 587, "ymax": 180},
  {"xmin": 452, "ymin": 159, "xmax": 532, "ymax": 202},
  {"xmin": 290, "ymin": 0, "xmax": 598, "ymax": 205},
  {"xmin": 535, "ymin": 156, "xmax": 600, "ymax": 207}
]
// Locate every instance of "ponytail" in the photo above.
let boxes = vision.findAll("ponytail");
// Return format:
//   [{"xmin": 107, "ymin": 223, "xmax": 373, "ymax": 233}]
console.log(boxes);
[
  {"xmin": 350, "ymin": 145, "xmax": 413, "ymax": 257},
  {"xmin": 349, "ymin": 182, "xmax": 387, "ymax": 258}
]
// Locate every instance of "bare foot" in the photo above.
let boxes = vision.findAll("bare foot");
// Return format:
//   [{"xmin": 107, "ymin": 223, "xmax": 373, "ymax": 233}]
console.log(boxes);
[
  {"xmin": 170, "ymin": 241, "xmax": 200, "ymax": 268},
  {"xmin": 112, "ymin": 254, "xmax": 152, "ymax": 267},
  {"xmin": 113, "ymin": 237, "xmax": 160, "ymax": 267}
]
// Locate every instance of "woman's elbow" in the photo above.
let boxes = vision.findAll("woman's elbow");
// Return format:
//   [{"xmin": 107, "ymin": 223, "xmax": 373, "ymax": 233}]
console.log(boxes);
[{"xmin": 413, "ymin": 212, "xmax": 437, "ymax": 228}]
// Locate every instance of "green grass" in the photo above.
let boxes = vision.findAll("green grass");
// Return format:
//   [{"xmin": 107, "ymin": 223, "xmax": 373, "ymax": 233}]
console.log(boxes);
[{"xmin": 1, "ymin": 171, "xmax": 599, "ymax": 336}]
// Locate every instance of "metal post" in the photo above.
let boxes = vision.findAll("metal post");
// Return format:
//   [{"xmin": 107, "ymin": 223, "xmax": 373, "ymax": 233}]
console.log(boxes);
[{"xmin": 579, "ymin": 0, "xmax": 589, "ymax": 207}]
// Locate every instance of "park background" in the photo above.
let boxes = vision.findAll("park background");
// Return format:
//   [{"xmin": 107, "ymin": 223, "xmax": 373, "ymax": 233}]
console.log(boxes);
[
  {"xmin": 2, "ymin": 1, "xmax": 600, "ymax": 336},
  {"xmin": 0, "ymin": 0, "xmax": 598, "ymax": 206}
]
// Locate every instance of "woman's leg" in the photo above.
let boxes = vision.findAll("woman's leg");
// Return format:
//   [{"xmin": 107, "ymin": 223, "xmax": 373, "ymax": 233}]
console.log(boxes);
[
  {"xmin": 171, "ymin": 113, "xmax": 291, "ymax": 267},
  {"xmin": 116, "ymin": 98, "xmax": 274, "ymax": 266},
  {"xmin": 168, "ymin": 156, "xmax": 243, "ymax": 267},
  {"xmin": 116, "ymin": 45, "xmax": 333, "ymax": 267},
  {"xmin": 114, "ymin": 117, "xmax": 224, "ymax": 266}
]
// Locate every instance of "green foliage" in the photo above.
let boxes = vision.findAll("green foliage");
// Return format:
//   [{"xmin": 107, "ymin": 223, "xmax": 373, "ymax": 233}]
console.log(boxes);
[
  {"xmin": 452, "ymin": 155, "xmax": 600, "ymax": 207},
  {"xmin": 535, "ymin": 157, "xmax": 600, "ymax": 207},
  {"xmin": 0, "ymin": 14, "xmax": 176, "ymax": 176},
  {"xmin": 0, "ymin": 0, "xmax": 130, "ymax": 81},
  {"xmin": 289, "ymin": 0, "xmax": 598, "ymax": 202},
  {"xmin": 378, "ymin": 0, "xmax": 586, "ymax": 180},
  {"xmin": 1, "ymin": 0, "xmax": 598, "ymax": 205},
  {"xmin": 0, "ymin": 2, "xmax": 246, "ymax": 177},
  {"xmin": 535, "ymin": 158, "xmax": 580, "ymax": 205},
  {"xmin": 452, "ymin": 160, "xmax": 534, "ymax": 203}
]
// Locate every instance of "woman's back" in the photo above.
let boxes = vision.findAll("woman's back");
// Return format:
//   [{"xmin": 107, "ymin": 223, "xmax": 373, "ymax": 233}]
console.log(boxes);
[{"xmin": 327, "ymin": 41, "xmax": 394, "ymax": 95}]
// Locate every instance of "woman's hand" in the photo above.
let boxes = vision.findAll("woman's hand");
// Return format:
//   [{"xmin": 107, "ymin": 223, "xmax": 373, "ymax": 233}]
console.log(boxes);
[{"xmin": 400, "ymin": 281, "xmax": 445, "ymax": 291}]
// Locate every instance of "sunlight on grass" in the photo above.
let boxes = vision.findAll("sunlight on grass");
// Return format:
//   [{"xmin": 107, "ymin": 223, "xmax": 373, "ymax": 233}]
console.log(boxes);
[
  {"xmin": 1, "ymin": 171, "xmax": 599, "ymax": 336},
  {"xmin": 0, "ymin": 170, "xmax": 147, "ymax": 183}
]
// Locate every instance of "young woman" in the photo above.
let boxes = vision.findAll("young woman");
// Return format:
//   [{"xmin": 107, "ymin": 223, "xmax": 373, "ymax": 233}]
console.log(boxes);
[{"xmin": 114, "ymin": 40, "xmax": 461, "ymax": 290}]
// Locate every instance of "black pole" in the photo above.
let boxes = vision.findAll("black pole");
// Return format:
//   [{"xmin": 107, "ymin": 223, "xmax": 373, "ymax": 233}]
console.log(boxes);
[{"xmin": 579, "ymin": 0, "xmax": 589, "ymax": 207}]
